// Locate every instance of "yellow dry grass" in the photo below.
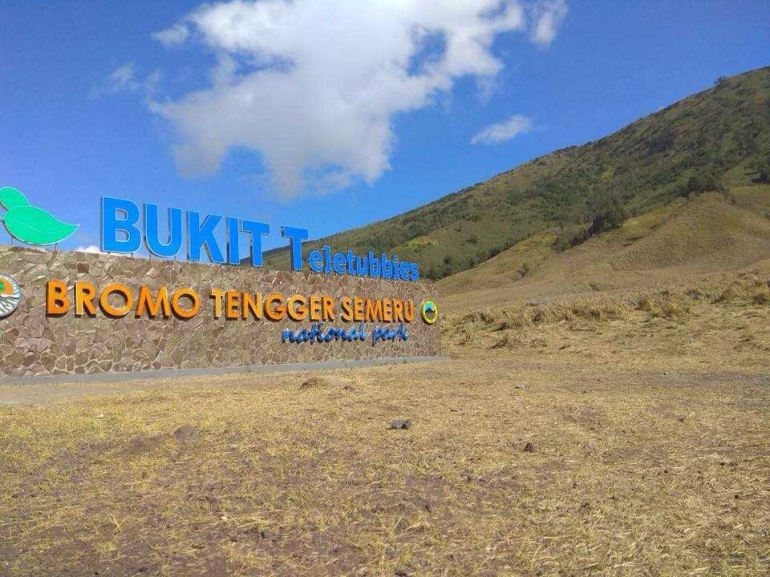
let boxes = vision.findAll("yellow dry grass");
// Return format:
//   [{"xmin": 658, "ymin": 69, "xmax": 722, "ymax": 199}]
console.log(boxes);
[
  {"xmin": 609, "ymin": 195, "xmax": 770, "ymax": 273},
  {"xmin": 1, "ymin": 270, "xmax": 769, "ymax": 576},
  {"xmin": 444, "ymin": 271, "xmax": 770, "ymax": 368}
]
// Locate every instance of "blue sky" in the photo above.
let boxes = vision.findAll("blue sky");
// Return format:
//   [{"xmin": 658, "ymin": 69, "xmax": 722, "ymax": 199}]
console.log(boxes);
[{"xmin": 1, "ymin": 0, "xmax": 769, "ymax": 254}]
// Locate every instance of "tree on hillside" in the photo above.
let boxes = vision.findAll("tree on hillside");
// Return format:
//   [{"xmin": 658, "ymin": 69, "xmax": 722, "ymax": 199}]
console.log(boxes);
[
  {"xmin": 442, "ymin": 254, "xmax": 454, "ymax": 278},
  {"xmin": 552, "ymin": 192, "xmax": 629, "ymax": 252},
  {"xmin": 681, "ymin": 171, "xmax": 724, "ymax": 197},
  {"xmin": 754, "ymin": 159, "xmax": 770, "ymax": 184},
  {"xmin": 587, "ymin": 192, "xmax": 629, "ymax": 236}
]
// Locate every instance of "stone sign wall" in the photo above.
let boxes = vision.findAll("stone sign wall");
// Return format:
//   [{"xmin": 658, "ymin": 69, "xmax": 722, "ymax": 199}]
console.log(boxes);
[{"xmin": 0, "ymin": 246, "xmax": 440, "ymax": 378}]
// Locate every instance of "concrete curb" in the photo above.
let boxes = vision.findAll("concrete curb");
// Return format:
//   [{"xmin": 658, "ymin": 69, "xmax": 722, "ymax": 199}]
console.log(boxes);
[{"xmin": 0, "ymin": 356, "xmax": 452, "ymax": 386}]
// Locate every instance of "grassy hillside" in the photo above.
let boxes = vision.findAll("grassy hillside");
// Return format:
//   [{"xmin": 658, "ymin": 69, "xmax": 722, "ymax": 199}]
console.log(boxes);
[
  {"xmin": 265, "ymin": 66, "xmax": 770, "ymax": 279},
  {"xmin": 438, "ymin": 189, "xmax": 770, "ymax": 312},
  {"xmin": 437, "ymin": 230, "xmax": 558, "ymax": 296}
]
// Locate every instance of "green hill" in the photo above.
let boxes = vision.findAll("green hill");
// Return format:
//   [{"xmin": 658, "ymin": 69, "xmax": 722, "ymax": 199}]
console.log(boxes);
[
  {"xmin": 438, "ymin": 190, "xmax": 770, "ymax": 312},
  {"xmin": 265, "ymin": 66, "xmax": 770, "ymax": 279}
]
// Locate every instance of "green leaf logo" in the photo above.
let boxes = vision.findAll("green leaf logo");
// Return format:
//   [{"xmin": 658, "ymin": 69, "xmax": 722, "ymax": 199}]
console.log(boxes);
[
  {"xmin": 0, "ymin": 187, "xmax": 30, "ymax": 210},
  {"xmin": 0, "ymin": 187, "xmax": 79, "ymax": 246}
]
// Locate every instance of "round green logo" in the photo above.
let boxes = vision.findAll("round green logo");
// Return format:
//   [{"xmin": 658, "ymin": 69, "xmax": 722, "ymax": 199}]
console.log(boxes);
[
  {"xmin": 421, "ymin": 300, "xmax": 438, "ymax": 324},
  {"xmin": 0, "ymin": 274, "xmax": 21, "ymax": 319}
]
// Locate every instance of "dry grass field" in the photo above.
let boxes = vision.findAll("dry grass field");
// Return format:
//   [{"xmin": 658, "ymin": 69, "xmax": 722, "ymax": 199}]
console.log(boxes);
[
  {"xmin": 2, "ymin": 268, "xmax": 770, "ymax": 576},
  {"xmin": 3, "ymin": 189, "xmax": 770, "ymax": 576}
]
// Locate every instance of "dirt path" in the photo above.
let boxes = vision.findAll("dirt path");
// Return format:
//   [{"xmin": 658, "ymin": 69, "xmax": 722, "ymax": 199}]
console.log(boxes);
[{"xmin": 1, "ymin": 355, "xmax": 767, "ymax": 407}]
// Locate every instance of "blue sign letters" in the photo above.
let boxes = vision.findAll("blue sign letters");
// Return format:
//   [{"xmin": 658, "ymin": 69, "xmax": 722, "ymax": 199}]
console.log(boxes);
[{"xmin": 99, "ymin": 196, "xmax": 420, "ymax": 281}]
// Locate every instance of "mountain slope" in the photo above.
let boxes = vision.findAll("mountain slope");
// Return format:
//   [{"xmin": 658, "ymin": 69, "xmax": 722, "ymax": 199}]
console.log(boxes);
[
  {"xmin": 265, "ymin": 66, "xmax": 770, "ymax": 279},
  {"xmin": 438, "ymin": 190, "xmax": 770, "ymax": 312}
]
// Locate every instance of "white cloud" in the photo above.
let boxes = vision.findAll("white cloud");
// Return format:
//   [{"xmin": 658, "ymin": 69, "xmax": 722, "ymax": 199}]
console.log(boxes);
[
  {"xmin": 471, "ymin": 114, "xmax": 533, "ymax": 145},
  {"xmin": 76, "ymin": 245, "xmax": 103, "ymax": 254},
  {"xmin": 101, "ymin": 62, "xmax": 140, "ymax": 94},
  {"xmin": 529, "ymin": 0, "xmax": 568, "ymax": 47},
  {"xmin": 95, "ymin": 62, "xmax": 162, "ymax": 98},
  {"xmin": 153, "ymin": 23, "xmax": 190, "ymax": 47},
  {"xmin": 150, "ymin": 0, "xmax": 567, "ymax": 198}
]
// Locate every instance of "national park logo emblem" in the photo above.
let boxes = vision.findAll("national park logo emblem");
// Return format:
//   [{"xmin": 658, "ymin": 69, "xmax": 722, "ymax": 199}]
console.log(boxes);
[
  {"xmin": 421, "ymin": 300, "xmax": 438, "ymax": 324},
  {"xmin": 0, "ymin": 274, "xmax": 21, "ymax": 319}
]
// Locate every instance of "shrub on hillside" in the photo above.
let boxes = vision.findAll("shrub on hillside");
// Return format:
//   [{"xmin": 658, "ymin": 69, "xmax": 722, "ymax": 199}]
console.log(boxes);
[
  {"xmin": 679, "ymin": 171, "xmax": 724, "ymax": 197},
  {"xmin": 553, "ymin": 225, "xmax": 588, "ymax": 252},
  {"xmin": 442, "ymin": 254, "xmax": 454, "ymax": 277},
  {"xmin": 587, "ymin": 193, "xmax": 629, "ymax": 236},
  {"xmin": 753, "ymin": 159, "xmax": 770, "ymax": 184},
  {"xmin": 551, "ymin": 192, "xmax": 628, "ymax": 252}
]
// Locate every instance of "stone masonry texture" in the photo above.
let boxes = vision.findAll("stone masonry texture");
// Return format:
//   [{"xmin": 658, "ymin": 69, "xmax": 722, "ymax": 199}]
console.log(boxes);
[{"xmin": 0, "ymin": 246, "xmax": 440, "ymax": 377}]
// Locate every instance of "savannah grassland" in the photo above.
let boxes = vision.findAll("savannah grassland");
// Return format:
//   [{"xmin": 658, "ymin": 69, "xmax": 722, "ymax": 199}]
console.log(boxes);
[{"xmin": 1, "ymin": 262, "xmax": 769, "ymax": 576}]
